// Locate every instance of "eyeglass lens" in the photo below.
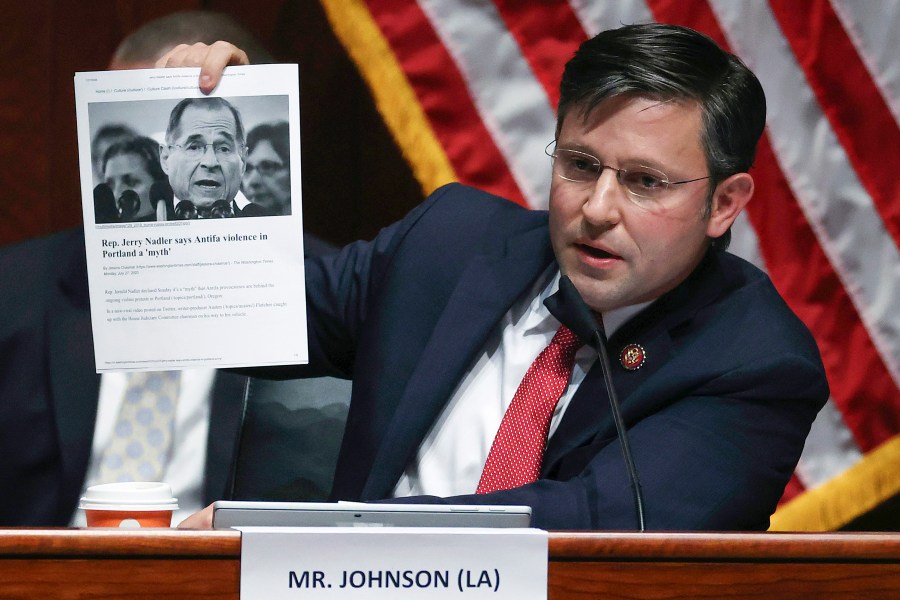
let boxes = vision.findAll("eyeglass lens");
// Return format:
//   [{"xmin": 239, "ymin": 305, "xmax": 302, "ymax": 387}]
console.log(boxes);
[
  {"xmin": 552, "ymin": 149, "xmax": 670, "ymax": 199},
  {"xmin": 246, "ymin": 160, "xmax": 285, "ymax": 176},
  {"xmin": 177, "ymin": 142, "xmax": 239, "ymax": 159}
]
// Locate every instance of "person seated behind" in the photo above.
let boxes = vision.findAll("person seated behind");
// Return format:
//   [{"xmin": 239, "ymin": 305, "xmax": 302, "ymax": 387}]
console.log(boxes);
[
  {"xmin": 90, "ymin": 123, "xmax": 138, "ymax": 185},
  {"xmin": 0, "ymin": 9, "xmax": 342, "ymax": 528},
  {"xmin": 100, "ymin": 136, "xmax": 167, "ymax": 222},
  {"xmin": 109, "ymin": 10, "xmax": 273, "ymax": 69},
  {"xmin": 111, "ymin": 10, "xmax": 276, "ymax": 222},
  {"xmin": 242, "ymin": 121, "xmax": 291, "ymax": 216}
]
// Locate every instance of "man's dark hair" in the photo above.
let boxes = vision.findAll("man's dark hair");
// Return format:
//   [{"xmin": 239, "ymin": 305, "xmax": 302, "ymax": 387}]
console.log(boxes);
[
  {"xmin": 101, "ymin": 136, "xmax": 166, "ymax": 182},
  {"xmin": 557, "ymin": 23, "xmax": 767, "ymax": 249},
  {"xmin": 111, "ymin": 10, "xmax": 274, "ymax": 67},
  {"xmin": 246, "ymin": 121, "xmax": 290, "ymax": 165},
  {"xmin": 165, "ymin": 97, "xmax": 246, "ymax": 147}
]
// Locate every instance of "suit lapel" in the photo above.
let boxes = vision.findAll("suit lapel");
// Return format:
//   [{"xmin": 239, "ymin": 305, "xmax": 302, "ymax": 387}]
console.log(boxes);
[
  {"xmin": 541, "ymin": 324, "xmax": 676, "ymax": 473},
  {"xmin": 362, "ymin": 224, "xmax": 555, "ymax": 498},
  {"xmin": 542, "ymin": 251, "xmax": 731, "ymax": 473}
]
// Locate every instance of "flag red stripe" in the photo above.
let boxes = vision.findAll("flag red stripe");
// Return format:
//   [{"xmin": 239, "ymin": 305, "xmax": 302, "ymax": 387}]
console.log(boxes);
[
  {"xmin": 780, "ymin": 472, "xmax": 806, "ymax": 505},
  {"xmin": 646, "ymin": 0, "xmax": 900, "ymax": 450},
  {"xmin": 367, "ymin": 0, "xmax": 527, "ymax": 204},
  {"xmin": 492, "ymin": 0, "xmax": 586, "ymax": 108},
  {"xmin": 647, "ymin": 0, "xmax": 724, "ymax": 40},
  {"xmin": 769, "ymin": 0, "xmax": 900, "ymax": 246}
]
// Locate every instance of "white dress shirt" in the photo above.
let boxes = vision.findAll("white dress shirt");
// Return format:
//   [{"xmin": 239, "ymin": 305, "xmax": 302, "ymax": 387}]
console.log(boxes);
[
  {"xmin": 70, "ymin": 369, "xmax": 216, "ymax": 526},
  {"xmin": 392, "ymin": 269, "xmax": 650, "ymax": 497}
]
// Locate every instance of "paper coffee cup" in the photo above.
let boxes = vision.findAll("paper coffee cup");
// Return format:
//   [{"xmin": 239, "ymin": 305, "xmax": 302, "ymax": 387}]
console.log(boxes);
[{"xmin": 79, "ymin": 482, "xmax": 179, "ymax": 528}]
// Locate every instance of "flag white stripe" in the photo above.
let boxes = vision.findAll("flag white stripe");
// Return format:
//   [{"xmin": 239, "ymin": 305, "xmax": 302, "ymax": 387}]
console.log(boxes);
[
  {"xmin": 798, "ymin": 398, "xmax": 864, "ymax": 488},
  {"xmin": 726, "ymin": 211, "xmax": 766, "ymax": 270},
  {"xmin": 711, "ymin": 0, "xmax": 900, "ymax": 389},
  {"xmin": 830, "ymin": 0, "xmax": 900, "ymax": 124},
  {"xmin": 417, "ymin": 0, "xmax": 556, "ymax": 209}
]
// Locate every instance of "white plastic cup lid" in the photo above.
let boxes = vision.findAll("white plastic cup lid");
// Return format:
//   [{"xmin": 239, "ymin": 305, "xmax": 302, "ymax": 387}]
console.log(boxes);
[{"xmin": 79, "ymin": 481, "xmax": 179, "ymax": 511}]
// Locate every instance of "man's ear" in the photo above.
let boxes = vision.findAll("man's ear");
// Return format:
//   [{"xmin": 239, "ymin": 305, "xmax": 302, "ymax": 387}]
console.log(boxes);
[
  {"xmin": 159, "ymin": 144, "xmax": 171, "ymax": 176},
  {"xmin": 706, "ymin": 172, "xmax": 753, "ymax": 238}
]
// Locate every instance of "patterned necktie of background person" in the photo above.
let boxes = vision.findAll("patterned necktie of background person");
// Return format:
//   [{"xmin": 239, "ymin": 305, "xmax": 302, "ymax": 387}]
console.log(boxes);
[
  {"xmin": 94, "ymin": 371, "xmax": 181, "ymax": 484},
  {"xmin": 476, "ymin": 325, "xmax": 583, "ymax": 494}
]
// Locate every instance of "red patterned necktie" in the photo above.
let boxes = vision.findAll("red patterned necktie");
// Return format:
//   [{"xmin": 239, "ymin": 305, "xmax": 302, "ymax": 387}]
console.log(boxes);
[{"xmin": 476, "ymin": 325, "xmax": 583, "ymax": 494}]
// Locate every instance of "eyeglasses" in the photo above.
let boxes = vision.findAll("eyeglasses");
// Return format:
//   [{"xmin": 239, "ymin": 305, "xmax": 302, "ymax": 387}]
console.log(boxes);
[
  {"xmin": 546, "ymin": 142, "xmax": 710, "ymax": 210},
  {"xmin": 245, "ymin": 160, "xmax": 286, "ymax": 177},
  {"xmin": 170, "ymin": 141, "xmax": 242, "ymax": 160}
]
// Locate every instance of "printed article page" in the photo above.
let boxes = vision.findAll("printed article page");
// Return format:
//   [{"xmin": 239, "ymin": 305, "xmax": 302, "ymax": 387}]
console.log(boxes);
[{"xmin": 74, "ymin": 65, "xmax": 308, "ymax": 371}]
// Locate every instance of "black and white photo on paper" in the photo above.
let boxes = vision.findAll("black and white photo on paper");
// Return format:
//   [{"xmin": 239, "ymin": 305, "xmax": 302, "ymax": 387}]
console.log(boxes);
[{"xmin": 88, "ymin": 95, "xmax": 292, "ymax": 224}]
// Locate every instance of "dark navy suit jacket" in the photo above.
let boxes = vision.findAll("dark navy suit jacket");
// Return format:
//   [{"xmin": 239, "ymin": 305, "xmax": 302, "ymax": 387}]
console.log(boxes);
[{"xmin": 297, "ymin": 183, "xmax": 828, "ymax": 531}]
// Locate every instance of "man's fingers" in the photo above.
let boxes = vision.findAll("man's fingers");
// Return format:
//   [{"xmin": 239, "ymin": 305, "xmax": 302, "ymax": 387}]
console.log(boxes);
[
  {"xmin": 154, "ymin": 41, "xmax": 250, "ymax": 95},
  {"xmin": 176, "ymin": 503, "xmax": 215, "ymax": 529},
  {"xmin": 199, "ymin": 41, "xmax": 250, "ymax": 94},
  {"xmin": 154, "ymin": 43, "xmax": 195, "ymax": 68}
]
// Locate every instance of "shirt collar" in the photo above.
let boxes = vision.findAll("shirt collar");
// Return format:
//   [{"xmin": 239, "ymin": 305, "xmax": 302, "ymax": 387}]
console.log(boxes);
[{"xmin": 524, "ymin": 269, "xmax": 654, "ymax": 339}]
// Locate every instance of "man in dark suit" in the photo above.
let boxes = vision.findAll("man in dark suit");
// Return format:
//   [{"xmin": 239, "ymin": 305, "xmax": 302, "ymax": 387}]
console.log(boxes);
[
  {"xmin": 301, "ymin": 185, "xmax": 826, "ymax": 530},
  {"xmin": 173, "ymin": 23, "xmax": 829, "ymax": 531}
]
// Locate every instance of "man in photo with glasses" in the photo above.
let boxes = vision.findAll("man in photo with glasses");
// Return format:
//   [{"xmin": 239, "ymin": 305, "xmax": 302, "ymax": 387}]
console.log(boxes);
[
  {"xmin": 160, "ymin": 97, "xmax": 249, "ymax": 219},
  {"xmin": 168, "ymin": 23, "xmax": 828, "ymax": 531}
]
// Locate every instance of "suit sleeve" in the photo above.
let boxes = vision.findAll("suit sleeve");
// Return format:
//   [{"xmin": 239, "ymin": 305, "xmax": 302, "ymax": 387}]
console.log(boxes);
[{"xmin": 289, "ymin": 184, "xmax": 465, "ymax": 379}]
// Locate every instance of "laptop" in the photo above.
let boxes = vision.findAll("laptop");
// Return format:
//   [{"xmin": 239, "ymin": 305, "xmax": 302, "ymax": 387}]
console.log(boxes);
[{"xmin": 212, "ymin": 501, "xmax": 532, "ymax": 529}]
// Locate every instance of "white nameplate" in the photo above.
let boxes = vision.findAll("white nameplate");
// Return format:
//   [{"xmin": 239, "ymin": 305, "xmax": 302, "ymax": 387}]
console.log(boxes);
[{"xmin": 239, "ymin": 527, "xmax": 548, "ymax": 599}]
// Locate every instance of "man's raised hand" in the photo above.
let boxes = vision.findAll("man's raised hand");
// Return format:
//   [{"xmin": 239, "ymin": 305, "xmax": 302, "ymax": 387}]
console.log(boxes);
[{"xmin": 155, "ymin": 41, "xmax": 250, "ymax": 94}]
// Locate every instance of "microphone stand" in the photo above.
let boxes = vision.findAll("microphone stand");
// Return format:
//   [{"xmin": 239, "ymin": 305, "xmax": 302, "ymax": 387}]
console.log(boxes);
[
  {"xmin": 552, "ymin": 276, "xmax": 645, "ymax": 531},
  {"xmin": 591, "ymin": 321, "xmax": 646, "ymax": 531}
]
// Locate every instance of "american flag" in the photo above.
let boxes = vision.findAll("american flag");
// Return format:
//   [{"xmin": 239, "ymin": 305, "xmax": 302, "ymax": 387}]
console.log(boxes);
[{"xmin": 319, "ymin": 0, "xmax": 900, "ymax": 530}]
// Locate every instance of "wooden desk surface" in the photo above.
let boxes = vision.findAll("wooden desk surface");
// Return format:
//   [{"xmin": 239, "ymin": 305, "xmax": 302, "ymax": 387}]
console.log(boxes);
[{"xmin": 1, "ymin": 529, "xmax": 899, "ymax": 599}]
